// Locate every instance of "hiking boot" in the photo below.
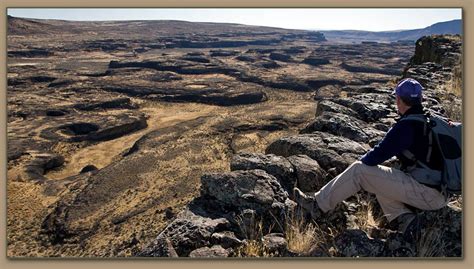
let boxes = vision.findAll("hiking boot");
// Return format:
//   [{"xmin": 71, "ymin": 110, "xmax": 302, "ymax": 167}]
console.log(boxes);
[
  {"xmin": 389, "ymin": 212, "xmax": 421, "ymax": 242},
  {"xmin": 392, "ymin": 213, "xmax": 416, "ymax": 234},
  {"xmin": 293, "ymin": 187, "xmax": 321, "ymax": 219}
]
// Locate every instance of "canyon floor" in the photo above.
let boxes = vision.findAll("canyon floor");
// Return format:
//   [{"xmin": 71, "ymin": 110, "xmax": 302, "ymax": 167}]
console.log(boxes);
[{"xmin": 6, "ymin": 17, "xmax": 422, "ymax": 257}]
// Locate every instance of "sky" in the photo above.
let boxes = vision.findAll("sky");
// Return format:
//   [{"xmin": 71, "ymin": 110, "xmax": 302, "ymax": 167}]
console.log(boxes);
[{"xmin": 7, "ymin": 8, "xmax": 462, "ymax": 31}]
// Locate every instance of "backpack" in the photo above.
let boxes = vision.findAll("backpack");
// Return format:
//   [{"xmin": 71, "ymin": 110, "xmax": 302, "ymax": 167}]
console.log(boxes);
[{"xmin": 399, "ymin": 112, "xmax": 462, "ymax": 197}]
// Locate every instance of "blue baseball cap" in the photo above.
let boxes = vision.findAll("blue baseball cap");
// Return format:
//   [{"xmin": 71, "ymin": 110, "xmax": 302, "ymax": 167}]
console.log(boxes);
[{"xmin": 393, "ymin": 78, "xmax": 424, "ymax": 101}]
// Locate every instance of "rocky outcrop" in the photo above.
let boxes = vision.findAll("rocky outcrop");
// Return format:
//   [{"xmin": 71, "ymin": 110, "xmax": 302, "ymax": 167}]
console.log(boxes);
[
  {"xmin": 22, "ymin": 153, "xmax": 65, "ymax": 182},
  {"xmin": 341, "ymin": 62, "xmax": 401, "ymax": 75},
  {"xmin": 8, "ymin": 48, "xmax": 53, "ymax": 58},
  {"xmin": 137, "ymin": 210, "xmax": 231, "ymax": 257},
  {"xmin": 230, "ymin": 153, "xmax": 295, "ymax": 193},
  {"xmin": 189, "ymin": 245, "xmax": 230, "ymax": 258},
  {"xmin": 210, "ymin": 50, "xmax": 240, "ymax": 57},
  {"xmin": 335, "ymin": 229, "xmax": 385, "ymax": 257},
  {"xmin": 39, "ymin": 112, "xmax": 147, "ymax": 142},
  {"xmin": 410, "ymin": 35, "xmax": 461, "ymax": 67},
  {"xmin": 104, "ymin": 61, "xmax": 271, "ymax": 106},
  {"xmin": 300, "ymin": 112, "xmax": 385, "ymax": 143},
  {"xmin": 72, "ymin": 97, "xmax": 138, "ymax": 111},
  {"xmin": 210, "ymin": 231, "xmax": 242, "ymax": 249},
  {"xmin": 200, "ymin": 170, "xmax": 289, "ymax": 216},
  {"xmin": 262, "ymin": 233, "xmax": 288, "ymax": 254},
  {"xmin": 269, "ymin": 52, "xmax": 294, "ymax": 62},
  {"xmin": 266, "ymin": 132, "xmax": 368, "ymax": 173},
  {"xmin": 286, "ymin": 155, "xmax": 327, "ymax": 192},
  {"xmin": 302, "ymin": 57, "xmax": 330, "ymax": 66},
  {"xmin": 102, "ymin": 84, "xmax": 267, "ymax": 106},
  {"xmin": 403, "ymin": 34, "xmax": 461, "ymax": 121},
  {"xmin": 137, "ymin": 169, "xmax": 293, "ymax": 257},
  {"xmin": 230, "ymin": 153, "xmax": 327, "ymax": 194},
  {"xmin": 166, "ymin": 38, "xmax": 282, "ymax": 49},
  {"xmin": 313, "ymin": 85, "xmax": 342, "ymax": 100},
  {"xmin": 136, "ymin": 35, "xmax": 462, "ymax": 258}
]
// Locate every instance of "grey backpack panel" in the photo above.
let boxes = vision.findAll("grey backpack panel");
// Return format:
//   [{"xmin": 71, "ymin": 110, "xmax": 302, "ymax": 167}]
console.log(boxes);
[{"xmin": 400, "ymin": 113, "xmax": 462, "ymax": 195}]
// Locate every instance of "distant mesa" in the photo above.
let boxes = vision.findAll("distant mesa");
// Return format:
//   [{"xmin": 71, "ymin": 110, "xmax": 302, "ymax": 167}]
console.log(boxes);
[{"xmin": 321, "ymin": 19, "xmax": 462, "ymax": 43}]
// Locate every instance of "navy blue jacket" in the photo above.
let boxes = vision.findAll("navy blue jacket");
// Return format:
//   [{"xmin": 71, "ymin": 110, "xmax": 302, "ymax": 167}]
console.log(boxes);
[{"xmin": 360, "ymin": 104, "xmax": 442, "ymax": 170}]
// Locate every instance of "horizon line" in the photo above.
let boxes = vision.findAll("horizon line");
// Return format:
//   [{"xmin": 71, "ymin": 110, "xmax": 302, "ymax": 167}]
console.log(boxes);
[{"xmin": 8, "ymin": 15, "xmax": 462, "ymax": 33}]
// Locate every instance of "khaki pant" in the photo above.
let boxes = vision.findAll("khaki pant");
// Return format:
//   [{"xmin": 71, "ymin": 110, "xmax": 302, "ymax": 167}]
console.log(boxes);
[{"xmin": 314, "ymin": 161, "xmax": 447, "ymax": 222}]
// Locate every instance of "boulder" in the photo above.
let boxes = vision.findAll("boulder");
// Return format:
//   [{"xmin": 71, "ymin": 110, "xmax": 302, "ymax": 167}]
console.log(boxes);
[
  {"xmin": 287, "ymin": 155, "xmax": 327, "ymax": 192},
  {"xmin": 313, "ymin": 85, "xmax": 342, "ymax": 101},
  {"xmin": 200, "ymin": 169, "xmax": 289, "ymax": 213},
  {"xmin": 332, "ymin": 97, "xmax": 392, "ymax": 123},
  {"xmin": 188, "ymin": 245, "xmax": 230, "ymax": 258},
  {"xmin": 210, "ymin": 231, "xmax": 242, "ymax": 249},
  {"xmin": 315, "ymin": 100, "xmax": 358, "ymax": 118},
  {"xmin": 23, "ymin": 153, "xmax": 65, "ymax": 181},
  {"xmin": 301, "ymin": 112, "xmax": 385, "ymax": 143},
  {"xmin": 334, "ymin": 229, "xmax": 385, "ymax": 257},
  {"xmin": 262, "ymin": 233, "xmax": 288, "ymax": 255},
  {"xmin": 230, "ymin": 153, "xmax": 296, "ymax": 194},
  {"xmin": 415, "ymin": 203, "xmax": 461, "ymax": 257},
  {"xmin": 138, "ymin": 210, "xmax": 230, "ymax": 257},
  {"xmin": 266, "ymin": 133, "xmax": 354, "ymax": 173},
  {"xmin": 342, "ymin": 85, "xmax": 392, "ymax": 94},
  {"xmin": 136, "ymin": 237, "xmax": 179, "ymax": 257}
]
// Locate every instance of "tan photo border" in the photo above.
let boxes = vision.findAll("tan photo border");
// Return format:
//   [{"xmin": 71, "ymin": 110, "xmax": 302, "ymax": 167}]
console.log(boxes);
[{"xmin": 1, "ymin": 0, "xmax": 471, "ymax": 268}]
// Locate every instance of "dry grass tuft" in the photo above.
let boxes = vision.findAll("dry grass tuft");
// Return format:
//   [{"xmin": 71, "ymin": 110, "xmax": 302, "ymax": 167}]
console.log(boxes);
[
  {"xmin": 356, "ymin": 202, "xmax": 382, "ymax": 231},
  {"xmin": 440, "ymin": 59, "xmax": 462, "ymax": 121},
  {"xmin": 353, "ymin": 194, "xmax": 383, "ymax": 232},
  {"xmin": 234, "ymin": 210, "xmax": 328, "ymax": 257},
  {"xmin": 417, "ymin": 226, "xmax": 447, "ymax": 257},
  {"xmin": 234, "ymin": 213, "xmax": 273, "ymax": 257},
  {"xmin": 448, "ymin": 61, "xmax": 462, "ymax": 97},
  {"xmin": 235, "ymin": 213, "xmax": 265, "ymax": 241},
  {"xmin": 235, "ymin": 239, "xmax": 273, "ymax": 258},
  {"xmin": 285, "ymin": 211, "xmax": 322, "ymax": 255},
  {"xmin": 448, "ymin": 196, "xmax": 463, "ymax": 211}
]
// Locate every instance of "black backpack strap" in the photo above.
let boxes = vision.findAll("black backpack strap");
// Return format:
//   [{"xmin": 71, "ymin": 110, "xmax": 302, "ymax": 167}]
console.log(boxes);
[
  {"xmin": 430, "ymin": 126, "xmax": 449, "ymax": 199},
  {"xmin": 400, "ymin": 114, "xmax": 433, "ymax": 168},
  {"xmin": 425, "ymin": 124, "xmax": 433, "ymax": 164},
  {"xmin": 401, "ymin": 150, "xmax": 432, "ymax": 171}
]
